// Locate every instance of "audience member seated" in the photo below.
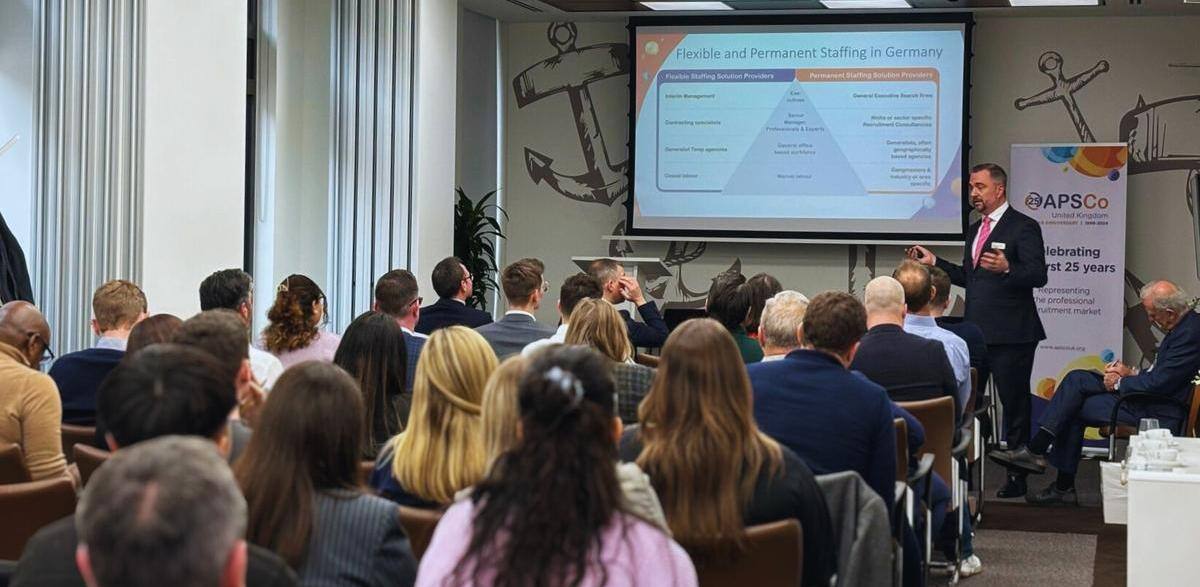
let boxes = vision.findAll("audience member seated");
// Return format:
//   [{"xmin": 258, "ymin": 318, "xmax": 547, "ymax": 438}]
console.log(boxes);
[
  {"xmin": 175, "ymin": 310, "xmax": 265, "ymax": 430},
  {"xmin": 757, "ymin": 290, "xmax": 809, "ymax": 362},
  {"xmin": 586, "ymin": 258, "xmax": 668, "ymax": 349},
  {"xmin": 373, "ymin": 269, "xmax": 427, "ymax": 392},
  {"xmin": 622, "ymin": 318, "xmax": 836, "ymax": 587},
  {"xmin": 414, "ymin": 257, "xmax": 493, "ymax": 334},
  {"xmin": 707, "ymin": 271, "xmax": 763, "ymax": 364},
  {"xmin": 894, "ymin": 261, "xmax": 971, "ymax": 413},
  {"xmin": 371, "ymin": 326, "xmax": 497, "ymax": 508},
  {"xmin": 992, "ymin": 280, "xmax": 1200, "ymax": 505},
  {"xmin": 333, "ymin": 311, "xmax": 410, "ymax": 459},
  {"xmin": 0, "ymin": 301, "xmax": 68, "ymax": 481},
  {"xmin": 415, "ymin": 346, "xmax": 697, "ymax": 586},
  {"xmin": 14, "ymin": 344, "xmax": 297, "ymax": 587},
  {"xmin": 742, "ymin": 272, "xmax": 783, "ymax": 345},
  {"xmin": 481, "ymin": 354, "xmax": 668, "ymax": 530},
  {"xmin": 236, "ymin": 362, "xmax": 418, "ymax": 586},
  {"xmin": 522, "ymin": 273, "xmax": 602, "ymax": 356},
  {"xmin": 49, "ymin": 280, "xmax": 146, "ymax": 425},
  {"xmin": 747, "ymin": 292, "xmax": 896, "ymax": 510},
  {"xmin": 851, "ymin": 276, "xmax": 959, "ymax": 409},
  {"xmin": 929, "ymin": 266, "xmax": 989, "ymax": 384},
  {"xmin": 564, "ymin": 298, "xmax": 655, "ymax": 424},
  {"xmin": 262, "ymin": 274, "xmax": 341, "ymax": 367},
  {"xmin": 123, "ymin": 313, "xmax": 182, "ymax": 357},
  {"xmin": 74, "ymin": 437, "xmax": 254, "ymax": 587},
  {"xmin": 476, "ymin": 258, "xmax": 555, "ymax": 358},
  {"xmin": 200, "ymin": 268, "xmax": 285, "ymax": 388}
]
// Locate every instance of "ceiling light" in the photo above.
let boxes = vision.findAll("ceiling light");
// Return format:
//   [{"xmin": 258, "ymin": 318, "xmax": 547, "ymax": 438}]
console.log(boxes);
[
  {"xmin": 820, "ymin": 0, "xmax": 912, "ymax": 8},
  {"xmin": 1008, "ymin": 0, "xmax": 1099, "ymax": 6},
  {"xmin": 640, "ymin": 1, "xmax": 734, "ymax": 9}
]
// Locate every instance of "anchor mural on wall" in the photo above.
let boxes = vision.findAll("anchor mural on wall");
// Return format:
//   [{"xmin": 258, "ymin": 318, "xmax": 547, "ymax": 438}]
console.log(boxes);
[
  {"xmin": 1014, "ymin": 51, "xmax": 1110, "ymax": 142},
  {"xmin": 513, "ymin": 23, "xmax": 630, "ymax": 206}
]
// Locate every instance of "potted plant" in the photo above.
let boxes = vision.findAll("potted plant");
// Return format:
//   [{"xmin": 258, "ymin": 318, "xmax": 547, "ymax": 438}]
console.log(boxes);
[{"xmin": 454, "ymin": 187, "xmax": 506, "ymax": 310}]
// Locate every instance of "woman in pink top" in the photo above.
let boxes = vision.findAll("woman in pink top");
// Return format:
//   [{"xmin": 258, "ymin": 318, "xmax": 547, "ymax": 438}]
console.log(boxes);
[
  {"xmin": 261, "ymin": 274, "xmax": 341, "ymax": 368},
  {"xmin": 416, "ymin": 345, "xmax": 697, "ymax": 587}
]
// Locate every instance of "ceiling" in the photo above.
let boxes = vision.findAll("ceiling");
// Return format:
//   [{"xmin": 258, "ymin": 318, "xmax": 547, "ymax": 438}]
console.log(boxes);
[{"xmin": 460, "ymin": 0, "xmax": 1200, "ymax": 21}]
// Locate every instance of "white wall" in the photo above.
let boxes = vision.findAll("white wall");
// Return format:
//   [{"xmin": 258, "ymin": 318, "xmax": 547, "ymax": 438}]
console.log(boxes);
[
  {"xmin": 412, "ymin": 0, "xmax": 459, "ymax": 297},
  {"xmin": 141, "ymin": 0, "xmax": 247, "ymax": 317},
  {"xmin": 0, "ymin": 0, "xmax": 35, "ymax": 254},
  {"xmin": 456, "ymin": 8, "xmax": 499, "ymax": 199}
]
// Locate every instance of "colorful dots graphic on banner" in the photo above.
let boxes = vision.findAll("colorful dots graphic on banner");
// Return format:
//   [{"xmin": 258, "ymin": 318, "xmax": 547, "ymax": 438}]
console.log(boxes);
[{"xmin": 1041, "ymin": 146, "xmax": 1126, "ymax": 179}]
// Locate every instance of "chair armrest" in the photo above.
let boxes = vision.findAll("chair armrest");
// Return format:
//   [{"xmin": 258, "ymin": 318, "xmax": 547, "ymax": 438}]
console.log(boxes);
[
  {"xmin": 972, "ymin": 395, "xmax": 992, "ymax": 418},
  {"xmin": 906, "ymin": 453, "xmax": 934, "ymax": 487},
  {"xmin": 1108, "ymin": 392, "xmax": 1189, "ymax": 434},
  {"xmin": 952, "ymin": 427, "xmax": 972, "ymax": 459}
]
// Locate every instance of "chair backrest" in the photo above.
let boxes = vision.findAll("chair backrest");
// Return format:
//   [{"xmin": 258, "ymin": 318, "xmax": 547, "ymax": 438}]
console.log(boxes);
[
  {"xmin": 398, "ymin": 505, "xmax": 444, "ymax": 561},
  {"xmin": 1186, "ymin": 384, "xmax": 1200, "ymax": 438},
  {"xmin": 690, "ymin": 519, "xmax": 803, "ymax": 587},
  {"xmin": 0, "ymin": 477, "xmax": 77, "ymax": 559},
  {"xmin": 60, "ymin": 424, "xmax": 97, "ymax": 465},
  {"xmin": 893, "ymin": 418, "xmax": 908, "ymax": 483},
  {"xmin": 896, "ymin": 396, "xmax": 956, "ymax": 484},
  {"xmin": 73, "ymin": 444, "xmax": 111, "ymax": 488},
  {"xmin": 634, "ymin": 353, "xmax": 660, "ymax": 368},
  {"xmin": 0, "ymin": 444, "xmax": 32, "ymax": 485}
]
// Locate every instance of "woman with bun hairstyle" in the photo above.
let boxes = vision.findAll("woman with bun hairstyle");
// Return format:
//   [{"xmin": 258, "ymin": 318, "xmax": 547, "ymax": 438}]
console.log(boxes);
[{"xmin": 262, "ymin": 274, "xmax": 341, "ymax": 367}]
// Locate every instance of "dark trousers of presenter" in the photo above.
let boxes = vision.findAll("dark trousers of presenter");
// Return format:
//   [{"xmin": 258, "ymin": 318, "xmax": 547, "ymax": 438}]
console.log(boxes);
[{"xmin": 935, "ymin": 207, "xmax": 1048, "ymax": 452}]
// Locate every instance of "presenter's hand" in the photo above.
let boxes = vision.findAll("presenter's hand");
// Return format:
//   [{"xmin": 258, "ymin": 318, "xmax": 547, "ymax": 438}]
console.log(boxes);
[
  {"xmin": 618, "ymin": 276, "xmax": 646, "ymax": 306},
  {"xmin": 979, "ymin": 250, "xmax": 1010, "ymax": 273},
  {"xmin": 906, "ymin": 245, "xmax": 936, "ymax": 266}
]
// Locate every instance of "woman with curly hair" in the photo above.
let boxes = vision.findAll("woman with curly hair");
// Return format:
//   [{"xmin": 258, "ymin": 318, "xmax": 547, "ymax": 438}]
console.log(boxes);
[{"xmin": 261, "ymin": 274, "xmax": 341, "ymax": 367}]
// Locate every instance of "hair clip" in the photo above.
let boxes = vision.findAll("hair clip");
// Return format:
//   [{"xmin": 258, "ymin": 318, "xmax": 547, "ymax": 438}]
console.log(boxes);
[
  {"xmin": 276, "ymin": 278, "xmax": 290, "ymax": 293},
  {"xmin": 543, "ymin": 366, "xmax": 585, "ymax": 409}
]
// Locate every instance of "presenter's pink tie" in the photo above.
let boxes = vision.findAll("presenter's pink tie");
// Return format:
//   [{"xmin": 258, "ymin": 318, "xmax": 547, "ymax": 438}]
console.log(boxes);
[{"xmin": 973, "ymin": 216, "xmax": 993, "ymax": 267}]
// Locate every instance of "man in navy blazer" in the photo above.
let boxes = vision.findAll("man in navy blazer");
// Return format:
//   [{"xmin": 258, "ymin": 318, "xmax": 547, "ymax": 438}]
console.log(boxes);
[
  {"xmin": 373, "ymin": 269, "xmax": 427, "ymax": 392},
  {"xmin": 476, "ymin": 259, "xmax": 556, "ymax": 358},
  {"xmin": 415, "ymin": 257, "xmax": 493, "ymax": 335},
  {"xmin": 587, "ymin": 258, "xmax": 668, "ymax": 349},
  {"xmin": 992, "ymin": 280, "xmax": 1200, "ymax": 504},
  {"xmin": 909, "ymin": 163, "xmax": 1048, "ymax": 498}
]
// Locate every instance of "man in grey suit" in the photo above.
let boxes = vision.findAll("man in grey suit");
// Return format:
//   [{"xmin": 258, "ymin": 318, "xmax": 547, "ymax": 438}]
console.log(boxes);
[{"xmin": 476, "ymin": 258, "xmax": 556, "ymax": 358}]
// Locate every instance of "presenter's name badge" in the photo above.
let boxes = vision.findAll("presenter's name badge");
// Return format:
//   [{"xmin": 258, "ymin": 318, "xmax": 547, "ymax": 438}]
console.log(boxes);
[{"xmin": 990, "ymin": 242, "xmax": 1006, "ymax": 251}]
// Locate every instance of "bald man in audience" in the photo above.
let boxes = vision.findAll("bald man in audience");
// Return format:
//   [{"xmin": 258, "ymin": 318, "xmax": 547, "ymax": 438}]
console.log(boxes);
[
  {"xmin": 851, "ymin": 276, "xmax": 960, "ymax": 412},
  {"xmin": 894, "ymin": 261, "xmax": 971, "ymax": 415},
  {"xmin": 992, "ymin": 280, "xmax": 1200, "ymax": 505},
  {"xmin": 0, "ymin": 301, "xmax": 69, "ymax": 482}
]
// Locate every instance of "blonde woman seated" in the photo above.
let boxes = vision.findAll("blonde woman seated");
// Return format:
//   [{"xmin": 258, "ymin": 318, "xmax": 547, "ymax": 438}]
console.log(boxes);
[
  {"xmin": 563, "ymin": 298, "xmax": 654, "ymax": 424},
  {"xmin": 370, "ymin": 326, "xmax": 498, "ymax": 508},
  {"xmin": 479, "ymin": 353, "xmax": 669, "ymax": 531},
  {"xmin": 620, "ymin": 319, "xmax": 837, "ymax": 587},
  {"xmin": 417, "ymin": 345, "xmax": 696, "ymax": 586}
]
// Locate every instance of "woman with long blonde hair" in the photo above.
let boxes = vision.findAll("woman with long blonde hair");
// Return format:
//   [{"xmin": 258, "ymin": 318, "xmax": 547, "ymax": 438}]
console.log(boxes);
[
  {"xmin": 564, "ymin": 298, "xmax": 653, "ymax": 424},
  {"xmin": 621, "ymin": 318, "xmax": 836, "ymax": 586},
  {"xmin": 370, "ymin": 326, "xmax": 497, "ymax": 508}
]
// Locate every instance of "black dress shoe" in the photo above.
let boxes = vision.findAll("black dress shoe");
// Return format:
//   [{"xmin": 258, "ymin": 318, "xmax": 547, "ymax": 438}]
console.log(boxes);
[
  {"xmin": 996, "ymin": 475, "xmax": 1027, "ymax": 498},
  {"xmin": 988, "ymin": 446, "xmax": 1048, "ymax": 475},
  {"xmin": 1026, "ymin": 484, "xmax": 1078, "ymax": 506}
]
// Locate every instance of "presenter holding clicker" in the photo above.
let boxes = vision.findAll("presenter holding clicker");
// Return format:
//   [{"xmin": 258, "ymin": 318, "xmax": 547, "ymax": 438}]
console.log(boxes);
[{"xmin": 908, "ymin": 163, "xmax": 1048, "ymax": 498}]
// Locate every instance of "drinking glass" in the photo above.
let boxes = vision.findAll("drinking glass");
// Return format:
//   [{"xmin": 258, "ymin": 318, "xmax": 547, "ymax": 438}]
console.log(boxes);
[{"xmin": 1139, "ymin": 418, "xmax": 1161, "ymax": 434}]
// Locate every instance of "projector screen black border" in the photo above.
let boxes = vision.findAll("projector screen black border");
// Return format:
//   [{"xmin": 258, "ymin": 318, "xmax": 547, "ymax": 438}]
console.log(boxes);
[{"xmin": 624, "ymin": 12, "xmax": 974, "ymax": 245}]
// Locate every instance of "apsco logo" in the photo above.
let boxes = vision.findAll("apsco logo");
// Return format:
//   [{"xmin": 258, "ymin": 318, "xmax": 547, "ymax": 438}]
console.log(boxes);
[{"xmin": 1024, "ymin": 192, "xmax": 1109, "ymax": 210}]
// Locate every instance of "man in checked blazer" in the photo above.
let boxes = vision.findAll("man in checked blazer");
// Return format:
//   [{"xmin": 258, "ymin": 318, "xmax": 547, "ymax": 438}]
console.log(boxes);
[{"xmin": 476, "ymin": 259, "xmax": 556, "ymax": 359}]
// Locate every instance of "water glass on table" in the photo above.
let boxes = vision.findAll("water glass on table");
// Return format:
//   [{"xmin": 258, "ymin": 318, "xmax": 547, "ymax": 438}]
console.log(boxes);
[{"xmin": 1139, "ymin": 418, "xmax": 1161, "ymax": 434}]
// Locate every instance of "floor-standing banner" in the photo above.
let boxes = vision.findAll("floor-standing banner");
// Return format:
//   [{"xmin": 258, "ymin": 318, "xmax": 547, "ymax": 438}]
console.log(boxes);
[{"xmin": 1009, "ymin": 144, "xmax": 1128, "ymax": 431}]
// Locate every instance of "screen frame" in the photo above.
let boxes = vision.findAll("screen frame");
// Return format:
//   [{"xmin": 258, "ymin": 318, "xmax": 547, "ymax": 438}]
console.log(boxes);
[{"xmin": 624, "ymin": 12, "xmax": 975, "ymax": 245}]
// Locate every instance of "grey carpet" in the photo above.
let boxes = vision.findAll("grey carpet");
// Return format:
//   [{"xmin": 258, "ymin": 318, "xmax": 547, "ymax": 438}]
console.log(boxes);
[{"xmin": 965, "ymin": 530, "xmax": 1096, "ymax": 586}]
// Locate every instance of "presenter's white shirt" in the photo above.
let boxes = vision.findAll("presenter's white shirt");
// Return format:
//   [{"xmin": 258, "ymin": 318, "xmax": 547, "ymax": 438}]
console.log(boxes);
[{"xmin": 969, "ymin": 202, "xmax": 1009, "ymax": 257}]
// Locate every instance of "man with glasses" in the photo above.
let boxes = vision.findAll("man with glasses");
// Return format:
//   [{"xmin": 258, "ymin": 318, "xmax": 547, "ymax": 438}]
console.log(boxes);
[
  {"xmin": 0, "ymin": 301, "xmax": 70, "ymax": 482},
  {"xmin": 374, "ymin": 269, "xmax": 427, "ymax": 392},
  {"xmin": 415, "ymin": 257, "xmax": 494, "ymax": 334},
  {"xmin": 475, "ymin": 258, "xmax": 556, "ymax": 358}
]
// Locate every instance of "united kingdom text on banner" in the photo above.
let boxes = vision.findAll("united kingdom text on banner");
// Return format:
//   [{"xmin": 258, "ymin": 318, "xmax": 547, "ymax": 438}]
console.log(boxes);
[{"xmin": 1010, "ymin": 144, "xmax": 1128, "ymax": 419}]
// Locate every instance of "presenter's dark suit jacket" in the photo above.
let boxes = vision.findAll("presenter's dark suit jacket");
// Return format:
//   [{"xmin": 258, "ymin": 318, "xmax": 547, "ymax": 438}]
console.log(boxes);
[
  {"xmin": 748, "ymin": 349, "xmax": 897, "ymax": 512},
  {"xmin": 475, "ymin": 312, "xmax": 556, "ymax": 358},
  {"xmin": 850, "ymin": 324, "xmax": 961, "ymax": 415},
  {"xmin": 620, "ymin": 301, "xmax": 669, "ymax": 349},
  {"xmin": 935, "ymin": 207, "xmax": 1048, "ymax": 345},
  {"xmin": 12, "ymin": 517, "xmax": 298, "ymax": 587},
  {"xmin": 414, "ymin": 298, "xmax": 493, "ymax": 335}
]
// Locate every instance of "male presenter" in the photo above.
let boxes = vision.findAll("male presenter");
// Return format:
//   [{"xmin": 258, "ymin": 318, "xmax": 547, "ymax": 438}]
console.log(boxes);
[{"xmin": 908, "ymin": 163, "xmax": 1048, "ymax": 498}]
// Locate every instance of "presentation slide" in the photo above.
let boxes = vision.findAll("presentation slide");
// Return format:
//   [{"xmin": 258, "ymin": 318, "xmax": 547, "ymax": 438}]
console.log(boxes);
[{"xmin": 629, "ymin": 19, "xmax": 968, "ymax": 241}]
